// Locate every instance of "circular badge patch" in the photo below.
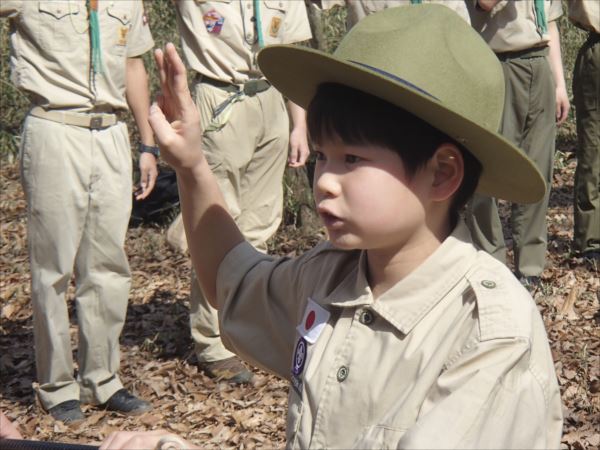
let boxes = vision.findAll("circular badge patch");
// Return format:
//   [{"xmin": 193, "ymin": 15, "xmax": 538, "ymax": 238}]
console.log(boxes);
[{"xmin": 292, "ymin": 337, "xmax": 307, "ymax": 376}]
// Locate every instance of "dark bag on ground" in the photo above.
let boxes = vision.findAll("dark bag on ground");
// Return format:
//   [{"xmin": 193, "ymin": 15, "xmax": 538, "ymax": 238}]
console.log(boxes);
[{"xmin": 130, "ymin": 170, "xmax": 179, "ymax": 226}]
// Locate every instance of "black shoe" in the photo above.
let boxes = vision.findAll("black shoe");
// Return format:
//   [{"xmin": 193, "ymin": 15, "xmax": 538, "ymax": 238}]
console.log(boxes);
[
  {"xmin": 103, "ymin": 389, "xmax": 152, "ymax": 415},
  {"xmin": 199, "ymin": 357, "xmax": 254, "ymax": 384},
  {"xmin": 518, "ymin": 275, "xmax": 541, "ymax": 293},
  {"xmin": 48, "ymin": 400, "xmax": 84, "ymax": 424}
]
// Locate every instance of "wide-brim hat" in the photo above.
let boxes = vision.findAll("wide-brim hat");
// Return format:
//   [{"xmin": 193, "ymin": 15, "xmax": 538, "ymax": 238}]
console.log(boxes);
[{"xmin": 257, "ymin": 4, "xmax": 545, "ymax": 203}]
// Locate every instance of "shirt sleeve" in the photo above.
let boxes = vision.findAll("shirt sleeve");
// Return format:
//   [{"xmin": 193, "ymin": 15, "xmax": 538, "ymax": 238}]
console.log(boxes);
[
  {"xmin": 216, "ymin": 242, "xmax": 315, "ymax": 379},
  {"xmin": 282, "ymin": 0, "xmax": 313, "ymax": 44},
  {"xmin": 0, "ymin": 0, "xmax": 22, "ymax": 18},
  {"xmin": 396, "ymin": 337, "xmax": 563, "ymax": 449},
  {"xmin": 548, "ymin": 0, "xmax": 563, "ymax": 22},
  {"xmin": 126, "ymin": 0, "xmax": 154, "ymax": 58}
]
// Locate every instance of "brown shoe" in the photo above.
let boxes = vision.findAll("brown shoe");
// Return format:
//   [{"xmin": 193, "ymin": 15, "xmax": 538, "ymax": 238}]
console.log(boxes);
[{"xmin": 200, "ymin": 357, "xmax": 254, "ymax": 384}]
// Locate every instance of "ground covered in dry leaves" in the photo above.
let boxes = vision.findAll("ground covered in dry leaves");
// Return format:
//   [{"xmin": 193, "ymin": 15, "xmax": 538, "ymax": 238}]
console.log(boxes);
[{"xmin": 1, "ymin": 154, "xmax": 598, "ymax": 449}]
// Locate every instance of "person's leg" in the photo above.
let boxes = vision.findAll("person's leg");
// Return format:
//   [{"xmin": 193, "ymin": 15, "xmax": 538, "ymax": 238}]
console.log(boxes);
[
  {"xmin": 511, "ymin": 56, "xmax": 556, "ymax": 277},
  {"xmin": 237, "ymin": 88, "xmax": 289, "ymax": 248},
  {"xmin": 465, "ymin": 194, "xmax": 506, "ymax": 264},
  {"xmin": 20, "ymin": 117, "xmax": 87, "ymax": 418},
  {"xmin": 186, "ymin": 82, "xmax": 256, "ymax": 381},
  {"xmin": 466, "ymin": 58, "xmax": 530, "ymax": 265},
  {"xmin": 573, "ymin": 36, "xmax": 600, "ymax": 256},
  {"xmin": 74, "ymin": 122, "xmax": 132, "ymax": 406}
]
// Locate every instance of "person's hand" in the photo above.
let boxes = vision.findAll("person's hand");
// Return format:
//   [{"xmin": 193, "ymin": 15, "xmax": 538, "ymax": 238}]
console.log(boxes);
[
  {"xmin": 0, "ymin": 411, "xmax": 23, "ymax": 440},
  {"xmin": 555, "ymin": 85, "xmax": 570, "ymax": 125},
  {"xmin": 136, "ymin": 152, "xmax": 158, "ymax": 200},
  {"xmin": 288, "ymin": 125, "xmax": 310, "ymax": 167},
  {"xmin": 100, "ymin": 430, "xmax": 196, "ymax": 450},
  {"xmin": 149, "ymin": 43, "xmax": 205, "ymax": 173}
]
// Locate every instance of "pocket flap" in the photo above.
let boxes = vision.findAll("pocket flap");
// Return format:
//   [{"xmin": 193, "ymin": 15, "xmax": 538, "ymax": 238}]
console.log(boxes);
[
  {"xmin": 38, "ymin": 1, "xmax": 79, "ymax": 20},
  {"xmin": 107, "ymin": 7, "xmax": 131, "ymax": 25},
  {"xmin": 263, "ymin": 0, "xmax": 288, "ymax": 12}
]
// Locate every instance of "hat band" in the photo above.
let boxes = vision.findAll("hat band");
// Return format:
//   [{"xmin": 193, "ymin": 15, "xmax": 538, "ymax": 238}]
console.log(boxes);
[{"xmin": 349, "ymin": 60, "xmax": 438, "ymax": 100}]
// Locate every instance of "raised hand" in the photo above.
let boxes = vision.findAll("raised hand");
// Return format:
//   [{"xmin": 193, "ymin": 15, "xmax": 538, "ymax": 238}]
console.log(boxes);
[{"xmin": 149, "ymin": 43, "xmax": 205, "ymax": 172}]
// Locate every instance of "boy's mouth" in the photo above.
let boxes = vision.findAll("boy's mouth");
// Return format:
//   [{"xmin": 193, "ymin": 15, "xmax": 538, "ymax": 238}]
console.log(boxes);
[{"xmin": 317, "ymin": 207, "xmax": 344, "ymax": 229}]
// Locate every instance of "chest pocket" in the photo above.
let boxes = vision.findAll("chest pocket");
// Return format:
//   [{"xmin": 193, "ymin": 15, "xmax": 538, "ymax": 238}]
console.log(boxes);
[
  {"xmin": 37, "ymin": 1, "xmax": 85, "ymax": 52},
  {"xmin": 105, "ymin": 6, "xmax": 132, "ymax": 56},
  {"xmin": 262, "ymin": 0, "xmax": 288, "ymax": 42}
]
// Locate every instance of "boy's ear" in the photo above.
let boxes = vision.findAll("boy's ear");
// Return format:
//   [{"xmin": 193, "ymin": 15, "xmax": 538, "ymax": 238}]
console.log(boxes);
[{"xmin": 429, "ymin": 144, "xmax": 464, "ymax": 202}]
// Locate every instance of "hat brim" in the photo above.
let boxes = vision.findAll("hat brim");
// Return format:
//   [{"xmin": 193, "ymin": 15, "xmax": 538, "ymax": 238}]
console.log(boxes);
[{"xmin": 258, "ymin": 45, "xmax": 546, "ymax": 204}]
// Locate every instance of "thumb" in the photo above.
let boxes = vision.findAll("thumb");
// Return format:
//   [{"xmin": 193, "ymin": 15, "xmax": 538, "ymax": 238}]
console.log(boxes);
[{"xmin": 148, "ymin": 103, "xmax": 174, "ymax": 148}]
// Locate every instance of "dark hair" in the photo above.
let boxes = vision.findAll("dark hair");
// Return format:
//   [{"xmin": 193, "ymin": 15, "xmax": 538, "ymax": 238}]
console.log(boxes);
[{"xmin": 307, "ymin": 83, "xmax": 482, "ymax": 223}]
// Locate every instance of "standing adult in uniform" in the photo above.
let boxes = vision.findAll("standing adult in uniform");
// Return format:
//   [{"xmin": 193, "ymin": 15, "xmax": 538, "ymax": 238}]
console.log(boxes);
[
  {"xmin": 1, "ymin": 0, "xmax": 157, "ymax": 422},
  {"xmin": 568, "ymin": 0, "xmax": 599, "ymax": 259},
  {"xmin": 172, "ymin": 0, "xmax": 312, "ymax": 383},
  {"xmin": 466, "ymin": 0, "xmax": 570, "ymax": 288},
  {"xmin": 316, "ymin": 0, "xmax": 470, "ymax": 29}
]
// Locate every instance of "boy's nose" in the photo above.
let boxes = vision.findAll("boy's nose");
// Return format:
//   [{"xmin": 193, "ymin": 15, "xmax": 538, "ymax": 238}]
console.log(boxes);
[{"xmin": 314, "ymin": 170, "xmax": 341, "ymax": 198}]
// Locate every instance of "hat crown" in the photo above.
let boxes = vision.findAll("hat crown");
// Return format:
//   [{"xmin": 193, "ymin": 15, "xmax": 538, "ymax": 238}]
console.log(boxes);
[{"xmin": 334, "ymin": 4, "xmax": 504, "ymax": 132}]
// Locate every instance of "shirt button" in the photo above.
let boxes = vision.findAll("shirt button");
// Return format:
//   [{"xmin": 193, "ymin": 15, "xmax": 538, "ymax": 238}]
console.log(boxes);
[
  {"xmin": 337, "ymin": 365, "xmax": 349, "ymax": 382},
  {"xmin": 481, "ymin": 280, "xmax": 497, "ymax": 289},
  {"xmin": 359, "ymin": 309, "xmax": 374, "ymax": 325}
]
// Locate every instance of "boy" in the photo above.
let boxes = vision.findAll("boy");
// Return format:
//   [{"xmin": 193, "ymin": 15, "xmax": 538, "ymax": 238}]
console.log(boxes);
[{"xmin": 101, "ymin": 5, "xmax": 562, "ymax": 449}]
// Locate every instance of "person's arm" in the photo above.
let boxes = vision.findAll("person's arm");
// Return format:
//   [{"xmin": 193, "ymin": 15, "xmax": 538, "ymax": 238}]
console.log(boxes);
[
  {"xmin": 100, "ymin": 430, "xmax": 199, "ymax": 450},
  {"xmin": 287, "ymin": 100, "xmax": 310, "ymax": 167},
  {"xmin": 476, "ymin": 0, "xmax": 501, "ymax": 12},
  {"xmin": 149, "ymin": 44, "xmax": 244, "ymax": 307},
  {"xmin": 126, "ymin": 56, "xmax": 158, "ymax": 200},
  {"xmin": 547, "ymin": 20, "xmax": 570, "ymax": 125},
  {"xmin": 0, "ymin": 412, "xmax": 23, "ymax": 440},
  {"xmin": 396, "ymin": 338, "xmax": 562, "ymax": 449}
]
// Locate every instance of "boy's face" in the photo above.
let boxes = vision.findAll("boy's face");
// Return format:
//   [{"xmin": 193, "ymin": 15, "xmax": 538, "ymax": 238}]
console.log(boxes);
[{"xmin": 313, "ymin": 137, "xmax": 433, "ymax": 252}]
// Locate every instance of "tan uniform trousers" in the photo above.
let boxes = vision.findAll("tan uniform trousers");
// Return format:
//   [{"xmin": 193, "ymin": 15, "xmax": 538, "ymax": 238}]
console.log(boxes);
[
  {"xmin": 467, "ymin": 48, "xmax": 556, "ymax": 277},
  {"xmin": 573, "ymin": 33, "xmax": 600, "ymax": 254},
  {"xmin": 20, "ymin": 115, "xmax": 132, "ymax": 409},
  {"xmin": 189, "ymin": 80, "xmax": 289, "ymax": 362}
]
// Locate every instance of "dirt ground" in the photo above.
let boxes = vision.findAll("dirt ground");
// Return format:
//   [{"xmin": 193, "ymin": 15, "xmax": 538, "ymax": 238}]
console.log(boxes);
[{"xmin": 0, "ymin": 154, "xmax": 598, "ymax": 449}]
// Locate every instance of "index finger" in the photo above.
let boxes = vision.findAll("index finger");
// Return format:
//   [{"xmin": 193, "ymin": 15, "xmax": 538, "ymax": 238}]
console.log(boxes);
[{"xmin": 164, "ymin": 43, "xmax": 195, "ymax": 118}]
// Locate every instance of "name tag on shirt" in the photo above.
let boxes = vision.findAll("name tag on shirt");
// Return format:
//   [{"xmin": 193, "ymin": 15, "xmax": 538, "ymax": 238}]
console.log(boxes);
[{"xmin": 296, "ymin": 298, "xmax": 330, "ymax": 344}]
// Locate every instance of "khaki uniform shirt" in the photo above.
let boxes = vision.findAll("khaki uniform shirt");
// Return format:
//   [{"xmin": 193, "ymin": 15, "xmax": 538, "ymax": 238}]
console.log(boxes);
[
  {"xmin": 320, "ymin": 0, "xmax": 471, "ymax": 28},
  {"xmin": 1, "ymin": 0, "xmax": 154, "ymax": 111},
  {"xmin": 217, "ymin": 222, "xmax": 563, "ymax": 449},
  {"xmin": 467, "ymin": 0, "xmax": 563, "ymax": 53},
  {"xmin": 175, "ymin": 0, "xmax": 312, "ymax": 84},
  {"xmin": 568, "ymin": 0, "xmax": 600, "ymax": 34}
]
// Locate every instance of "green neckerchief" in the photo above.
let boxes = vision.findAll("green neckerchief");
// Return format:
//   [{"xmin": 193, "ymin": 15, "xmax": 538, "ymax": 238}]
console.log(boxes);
[
  {"xmin": 88, "ymin": 0, "xmax": 104, "ymax": 74},
  {"xmin": 410, "ymin": 0, "xmax": 422, "ymax": 4},
  {"xmin": 253, "ymin": 0, "xmax": 265, "ymax": 48},
  {"xmin": 534, "ymin": 0, "xmax": 548, "ymax": 36}
]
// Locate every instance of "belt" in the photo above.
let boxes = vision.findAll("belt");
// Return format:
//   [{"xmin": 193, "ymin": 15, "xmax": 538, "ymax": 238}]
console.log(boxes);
[
  {"xmin": 496, "ymin": 45, "xmax": 549, "ymax": 61},
  {"xmin": 199, "ymin": 75, "xmax": 271, "ymax": 96},
  {"xmin": 29, "ymin": 106, "xmax": 118, "ymax": 129}
]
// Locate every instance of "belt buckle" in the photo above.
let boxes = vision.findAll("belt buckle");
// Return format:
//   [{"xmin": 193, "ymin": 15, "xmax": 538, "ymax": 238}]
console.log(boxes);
[
  {"xmin": 244, "ymin": 81, "xmax": 258, "ymax": 96},
  {"xmin": 89, "ymin": 115, "xmax": 104, "ymax": 129}
]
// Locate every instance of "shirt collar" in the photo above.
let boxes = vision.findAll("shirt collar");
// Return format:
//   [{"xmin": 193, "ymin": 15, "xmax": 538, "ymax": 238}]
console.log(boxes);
[{"xmin": 318, "ymin": 221, "xmax": 478, "ymax": 335}]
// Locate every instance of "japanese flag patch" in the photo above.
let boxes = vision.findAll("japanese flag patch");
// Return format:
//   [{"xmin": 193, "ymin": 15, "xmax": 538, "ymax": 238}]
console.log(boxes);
[{"xmin": 296, "ymin": 298, "xmax": 330, "ymax": 344}]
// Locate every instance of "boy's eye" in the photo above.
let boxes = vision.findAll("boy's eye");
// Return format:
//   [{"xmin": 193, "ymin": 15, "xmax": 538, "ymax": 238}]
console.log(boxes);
[{"xmin": 345, "ymin": 154, "xmax": 362, "ymax": 164}]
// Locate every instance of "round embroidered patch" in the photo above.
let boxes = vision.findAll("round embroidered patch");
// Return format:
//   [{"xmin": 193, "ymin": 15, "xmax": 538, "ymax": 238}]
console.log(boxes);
[{"xmin": 292, "ymin": 337, "xmax": 307, "ymax": 376}]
